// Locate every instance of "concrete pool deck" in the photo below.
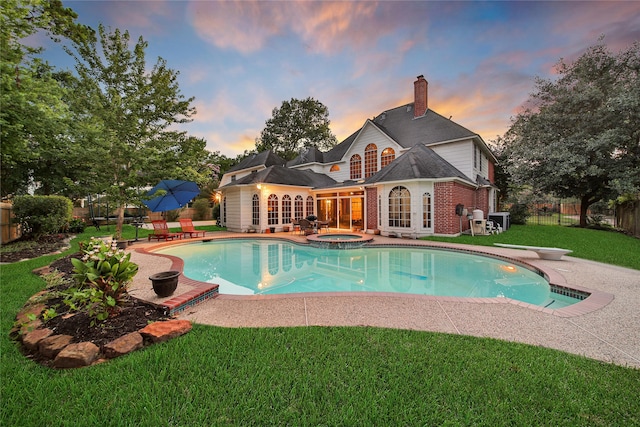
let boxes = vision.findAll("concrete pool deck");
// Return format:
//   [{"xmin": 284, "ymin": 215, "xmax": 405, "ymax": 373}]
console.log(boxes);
[{"xmin": 126, "ymin": 228, "xmax": 640, "ymax": 369}]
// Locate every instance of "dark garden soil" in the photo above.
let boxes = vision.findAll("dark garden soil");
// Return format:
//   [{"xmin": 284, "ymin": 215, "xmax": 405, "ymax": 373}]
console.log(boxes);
[
  {"xmin": 0, "ymin": 234, "xmax": 72, "ymax": 263},
  {"xmin": 5, "ymin": 235, "xmax": 171, "ymax": 364}
]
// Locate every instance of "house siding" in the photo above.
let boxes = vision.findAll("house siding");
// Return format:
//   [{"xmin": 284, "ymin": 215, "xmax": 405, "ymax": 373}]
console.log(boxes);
[
  {"xmin": 330, "ymin": 124, "xmax": 402, "ymax": 182},
  {"xmin": 430, "ymin": 140, "xmax": 474, "ymax": 181}
]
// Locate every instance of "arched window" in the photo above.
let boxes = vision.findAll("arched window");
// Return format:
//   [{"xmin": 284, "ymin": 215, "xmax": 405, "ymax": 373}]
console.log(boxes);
[
  {"xmin": 381, "ymin": 147, "xmax": 395, "ymax": 168},
  {"xmin": 330, "ymin": 165, "xmax": 340, "ymax": 172},
  {"xmin": 350, "ymin": 154, "xmax": 362, "ymax": 179},
  {"xmin": 389, "ymin": 186, "xmax": 411, "ymax": 227},
  {"xmin": 294, "ymin": 195, "xmax": 304, "ymax": 220},
  {"xmin": 252, "ymin": 194, "xmax": 260, "ymax": 226},
  {"xmin": 282, "ymin": 195, "xmax": 291, "ymax": 223},
  {"xmin": 422, "ymin": 192, "xmax": 432, "ymax": 228},
  {"xmin": 306, "ymin": 196, "xmax": 314, "ymax": 217},
  {"xmin": 267, "ymin": 194, "xmax": 278, "ymax": 225},
  {"xmin": 364, "ymin": 144, "xmax": 378, "ymax": 178}
]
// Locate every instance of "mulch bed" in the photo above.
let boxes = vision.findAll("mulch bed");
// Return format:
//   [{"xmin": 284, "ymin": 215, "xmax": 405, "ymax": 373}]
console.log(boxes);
[{"xmin": 6, "ymin": 235, "xmax": 172, "ymax": 366}]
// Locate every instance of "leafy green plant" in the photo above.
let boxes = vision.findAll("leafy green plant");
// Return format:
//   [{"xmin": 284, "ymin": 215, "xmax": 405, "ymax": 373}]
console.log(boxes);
[
  {"xmin": 192, "ymin": 198, "xmax": 211, "ymax": 220},
  {"xmin": 69, "ymin": 237, "xmax": 138, "ymax": 323},
  {"xmin": 12, "ymin": 195, "xmax": 73, "ymax": 238},
  {"xmin": 508, "ymin": 203, "xmax": 530, "ymax": 225},
  {"xmin": 67, "ymin": 218, "xmax": 86, "ymax": 233}
]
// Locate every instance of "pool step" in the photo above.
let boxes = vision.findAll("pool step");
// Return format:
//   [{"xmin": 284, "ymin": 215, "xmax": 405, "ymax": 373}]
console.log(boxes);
[{"xmin": 160, "ymin": 282, "xmax": 219, "ymax": 315}]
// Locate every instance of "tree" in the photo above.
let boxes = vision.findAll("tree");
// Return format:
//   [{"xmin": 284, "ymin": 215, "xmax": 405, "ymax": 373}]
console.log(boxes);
[
  {"xmin": 501, "ymin": 40, "xmax": 640, "ymax": 227},
  {"xmin": 255, "ymin": 97, "xmax": 338, "ymax": 161},
  {"xmin": 65, "ymin": 24, "xmax": 213, "ymax": 238},
  {"xmin": 0, "ymin": 0, "xmax": 92, "ymax": 198}
]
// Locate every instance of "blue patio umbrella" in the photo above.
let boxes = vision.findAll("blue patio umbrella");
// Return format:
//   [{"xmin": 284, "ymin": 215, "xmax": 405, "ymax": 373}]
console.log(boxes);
[{"xmin": 143, "ymin": 180, "xmax": 200, "ymax": 212}]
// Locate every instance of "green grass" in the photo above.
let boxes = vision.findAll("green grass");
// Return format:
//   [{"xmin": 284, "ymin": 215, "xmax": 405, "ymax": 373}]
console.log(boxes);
[
  {"xmin": 422, "ymin": 224, "xmax": 640, "ymax": 270},
  {"xmin": 2, "ymin": 226, "xmax": 639, "ymax": 425}
]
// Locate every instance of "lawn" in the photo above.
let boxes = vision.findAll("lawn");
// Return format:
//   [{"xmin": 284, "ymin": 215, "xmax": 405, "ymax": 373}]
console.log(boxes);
[
  {"xmin": 1, "ymin": 225, "xmax": 639, "ymax": 425},
  {"xmin": 422, "ymin": 224, "xmax": 640, "ymax": 270}
]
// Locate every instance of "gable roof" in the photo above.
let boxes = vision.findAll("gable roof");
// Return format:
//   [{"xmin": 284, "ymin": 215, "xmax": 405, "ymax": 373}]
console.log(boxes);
[
  {"xmin": 364, "ymin": 143, "xmax": 471, "ymax": 185},
  {"xmin": 221, "ymin": 165, "xmax": 337, "ymax": 189},
  {"xmin": 370, "ymin": 104, "xmax": 478, "ymax": 148},
  {"xmin": 227, "ymin": 150, "xmax": 286, "ymax": 173},
  {"xmin": 293, "ymin": 102, "xmax": 484, "ymax": 167}
]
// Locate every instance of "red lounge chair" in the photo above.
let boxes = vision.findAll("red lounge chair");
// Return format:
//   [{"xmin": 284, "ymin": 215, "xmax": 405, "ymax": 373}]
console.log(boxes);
[
  {"xmin": 179, "ymin": 218, "xmax": 206, "ymax": 238},
  {"xmin": 148, "ymin": 220, "xmax": 182, "ymax": 241}
]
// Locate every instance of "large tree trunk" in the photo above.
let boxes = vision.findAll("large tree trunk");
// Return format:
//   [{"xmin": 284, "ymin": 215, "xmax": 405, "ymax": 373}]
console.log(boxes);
[
  {"xmin": 579, "ymin": 195, "xmax": 592, "ymax": 227},
  {"xmin": 115, "ymin": 205, "xmax": 125, "ymax": 240}
]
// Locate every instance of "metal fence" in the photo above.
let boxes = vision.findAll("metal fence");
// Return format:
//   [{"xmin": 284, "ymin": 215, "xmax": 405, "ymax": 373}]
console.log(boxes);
[{"xmin": 507, "ymin": 198, "xmax": 615, "ymax": 227}]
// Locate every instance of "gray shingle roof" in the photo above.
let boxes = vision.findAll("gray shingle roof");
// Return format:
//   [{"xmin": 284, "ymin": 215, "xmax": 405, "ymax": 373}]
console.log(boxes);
[
  {"xmin": 227, "ymin": 150, "xmax": 286, "ymax": 173},
  {"xmin": 370, "ymin": 104, "xmax": 477, "ymax": 148},
  {"xmin": 222, "ymin": 165, "xmax": 337, "ymax": 189},
  {"xmin": 286, "ymin": 147, "xmax": 325, "ymax": 167},
  {"xmin": 364, "ymin": 143, "xmax": 470, "ymax": 184}
]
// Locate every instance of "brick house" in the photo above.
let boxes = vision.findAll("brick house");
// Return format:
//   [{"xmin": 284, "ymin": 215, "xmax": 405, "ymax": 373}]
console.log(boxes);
[{"xmin": 218, "ymin": 75, "xmax": 498, "ymax": 236}]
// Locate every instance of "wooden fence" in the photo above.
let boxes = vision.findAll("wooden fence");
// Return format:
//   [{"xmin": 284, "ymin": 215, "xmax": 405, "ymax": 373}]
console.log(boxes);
[
  {"xmin": 616, "ymin": 200, "xmax": 640, "ymax": 238},
  {"xmin": 0, "ymin": 202, "xmax": 20, "ymax": 244}
]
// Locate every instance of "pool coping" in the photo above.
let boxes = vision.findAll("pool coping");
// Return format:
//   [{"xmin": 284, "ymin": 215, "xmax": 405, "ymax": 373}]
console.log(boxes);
[{"xmin": 133, "ymin": 234, "xmax": 614, "ymax": 318}]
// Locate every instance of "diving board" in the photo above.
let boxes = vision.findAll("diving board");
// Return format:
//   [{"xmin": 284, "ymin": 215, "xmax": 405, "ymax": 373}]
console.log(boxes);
[{"xmin": 494, "ymin": 243, "xmax": 572, "ymax": 261}]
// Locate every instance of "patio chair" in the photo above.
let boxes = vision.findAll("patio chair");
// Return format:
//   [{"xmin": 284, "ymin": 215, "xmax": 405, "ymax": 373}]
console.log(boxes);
[
  {"xmin": 179, "ymin": 218, "xmax": 207, "ymax": 238},
  {"xmin": 298, "ymin": 218, "xmax": 314, "ymax": 235},
  {"xmin": 291, "ymin": 218, "xmax": 300, "ymax": 233},
  {"xmin": 486, "ymin": 220, "xmax": 502, "ymax": 235},
  {"xmin": 148, "ymin": 220, "xmax": 183, "ymax": 242}
]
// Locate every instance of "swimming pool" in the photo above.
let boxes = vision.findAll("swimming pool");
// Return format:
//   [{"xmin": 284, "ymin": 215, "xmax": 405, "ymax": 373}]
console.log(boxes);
[{"xmin": 155, "ymin": 239, "xmax": 581, "ymax": 308}]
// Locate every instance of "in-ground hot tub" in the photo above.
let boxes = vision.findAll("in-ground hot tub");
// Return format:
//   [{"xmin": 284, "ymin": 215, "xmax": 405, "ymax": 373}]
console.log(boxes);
[{"xmin": 306, "ymin": 233, "xmax": 374, "ymax": 249}]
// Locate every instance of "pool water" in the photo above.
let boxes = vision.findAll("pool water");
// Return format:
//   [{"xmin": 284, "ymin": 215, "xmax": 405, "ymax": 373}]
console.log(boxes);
[{"xmin": 156, "ymin": 239, "xmax": 580, "ymax": 308}]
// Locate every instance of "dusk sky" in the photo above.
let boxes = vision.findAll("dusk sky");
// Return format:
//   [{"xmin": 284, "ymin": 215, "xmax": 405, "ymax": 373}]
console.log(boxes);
[{"xmin": 38, "ymin": 1, "xmax": 640, "ymax": 158}]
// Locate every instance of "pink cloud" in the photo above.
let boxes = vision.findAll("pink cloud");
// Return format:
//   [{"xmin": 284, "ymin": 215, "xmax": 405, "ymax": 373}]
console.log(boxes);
[{"xmin": 186, "ymin": 1, "xmax": 418, "ymax": 55}]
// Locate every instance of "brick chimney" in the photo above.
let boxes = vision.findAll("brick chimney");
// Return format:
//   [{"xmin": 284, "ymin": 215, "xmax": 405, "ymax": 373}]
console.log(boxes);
[{"xmin": 413, "ymin": 75, "xmax": 428, "ymax": 118}]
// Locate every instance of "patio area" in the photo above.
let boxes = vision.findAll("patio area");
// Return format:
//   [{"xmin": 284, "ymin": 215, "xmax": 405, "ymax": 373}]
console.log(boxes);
[{"xmin": 126, "ymin": 227, "xmax": 640, "ymax": 369}]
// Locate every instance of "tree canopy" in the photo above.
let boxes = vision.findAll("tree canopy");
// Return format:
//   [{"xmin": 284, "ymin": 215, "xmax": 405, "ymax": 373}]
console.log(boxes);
[
  {"xmin": 64, "ymin": 24, "xmax": 213, "ymax": 237},
  {"xmin": 255, "ymin": 97, "xmax": 338, "ymax": 161},
  {"xmin": 500, "ymin": 40, "xmax": 640, "ymax": 226},
  {"xmin": 2, "ymin": 1, "xmax": 217, "ymax": 239},
  {"xmin": 0, "ymin": 0, "xmax": 93, "ymax": 198}
]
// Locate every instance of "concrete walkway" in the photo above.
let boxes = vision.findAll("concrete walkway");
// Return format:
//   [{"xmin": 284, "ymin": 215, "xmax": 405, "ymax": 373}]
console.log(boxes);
[{"xmin": 126, "ymin": 228, "xmax": 640, "ymax": 369}]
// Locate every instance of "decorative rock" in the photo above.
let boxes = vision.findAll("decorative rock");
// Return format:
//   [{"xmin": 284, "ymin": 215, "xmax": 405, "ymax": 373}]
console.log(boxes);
[
  {"xmin": 23, "ymin": 328, "xmax": 54, "ymax": 351},
  {"xmin": 15, "ymin": 303, "xmax": 46, "ymax": 324},
  {"xmin": 27, "ymin": 290, "xmax": 49, "ymax": 303},
  {"xmin": 140, "ymin": 320, "xmax": 192, "ymax": 343},
  {"xmin": 32, "ymin": 266, "xmax": 51, "ymax": 276},
  {"xmin": 53, "ymin": 342, "xmax": 100, "ymax": 369},
  {"xmin": 39, "ymin": 334, "xmax": 73, "ymax": 358},
  {"xmin": 103, "ymin": 332, "xmax": 144, "ymax": 359},
  {"xmin": 19, "ymin": 319, "xmax": 43, "ymax": 336}
]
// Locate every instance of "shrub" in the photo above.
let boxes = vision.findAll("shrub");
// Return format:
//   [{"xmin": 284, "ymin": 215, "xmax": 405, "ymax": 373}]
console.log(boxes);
[
  {"xmin": 12, "ymin": 195, "xmax": 73, "ymax": 238},
  {"xmin": 68, "ymin": 237, "xmax": 139, "ymax": 324},
  {"xmin": 68, "ymin": 218, "xmax": 86, "ymax": 233},
  {"xmin": 509, "ymin": 203, "xmax": 530, "ymax": 225},
  {"xmin": 192, "ymin": 198, "xmax": 211, "ymax": 220},
  {"xmin": 165, "ymin": 209, "xmax": 182, "ymax": 222}
]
